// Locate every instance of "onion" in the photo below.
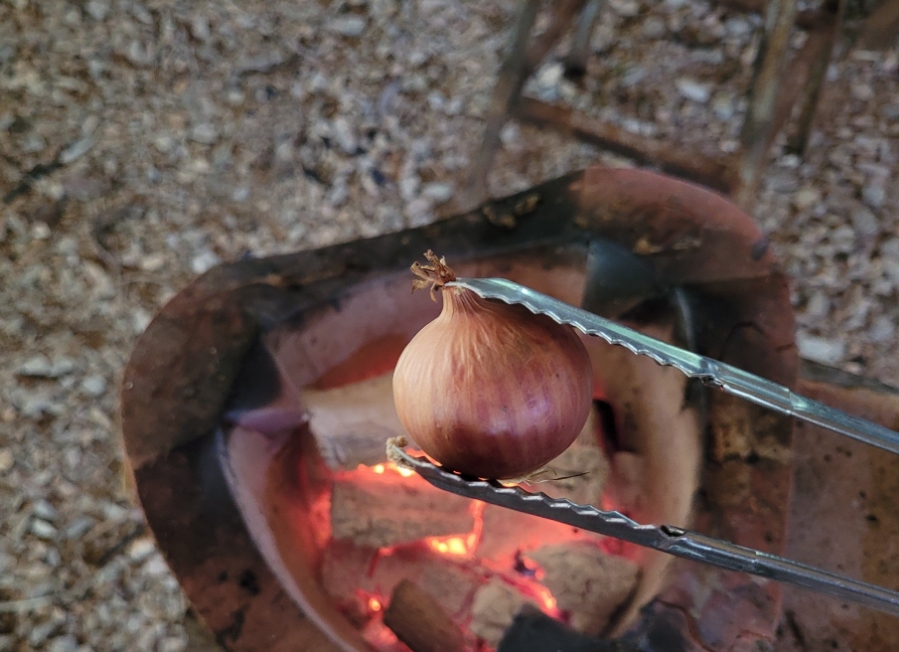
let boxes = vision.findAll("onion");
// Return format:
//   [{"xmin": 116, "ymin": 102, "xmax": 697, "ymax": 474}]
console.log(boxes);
[{"xmin": 393, "ymin": 252, "xmax": 593, "ymax": 480}]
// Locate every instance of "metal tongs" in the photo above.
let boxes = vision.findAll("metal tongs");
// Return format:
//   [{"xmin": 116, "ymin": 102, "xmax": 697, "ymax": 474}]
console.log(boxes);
[{"xmin": 387, "ymin": 277, "xmax": 899, "ymax": 617}]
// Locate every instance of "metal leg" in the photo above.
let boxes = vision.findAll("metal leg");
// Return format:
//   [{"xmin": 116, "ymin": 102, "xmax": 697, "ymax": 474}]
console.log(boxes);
[
  {"xmin": 564, "ymin": 0, "xmax": 603, "ymax": 78},
  {"xmin": 858, "ymin": 0, "xmax": 899, "ymax": 50},
  {"xmin": 524, "ymin": 0, "xmax": 591, "ymax": 70},
  {"xmin": 462, "ymin": 0, "xmax": 588, "ymax": 211},
  {"xmin": 787, "ymin": 0, "xmax": 845, "ymax": 156},
  {"xmin": 460, "ymin": 0, "xmax": 541, "ymax": 212},
  {"xmin": 734, "ymin": 0, "xmax": 799, "ymax": 209}
]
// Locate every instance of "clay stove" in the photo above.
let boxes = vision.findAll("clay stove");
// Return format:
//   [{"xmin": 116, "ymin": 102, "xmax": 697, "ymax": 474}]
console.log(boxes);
[
  {"xmin": 229, "ymin": 262, "xmax": 690, "ymax": 650},
  {"xmin": 121, "ymin": 167, "xmax": 799, "ymax": 651}
]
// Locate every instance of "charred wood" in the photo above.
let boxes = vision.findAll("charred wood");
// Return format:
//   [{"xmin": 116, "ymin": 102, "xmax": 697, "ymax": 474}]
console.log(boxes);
[{"xmin": 383, "ymin": 580, "xmax": 467, "ymax": 652}]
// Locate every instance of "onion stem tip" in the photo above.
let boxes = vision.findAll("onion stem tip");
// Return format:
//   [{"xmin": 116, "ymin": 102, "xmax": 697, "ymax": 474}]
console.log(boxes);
[{"xmin": 411, "ymin": 250, "xmax": 456, "ymax": 301}]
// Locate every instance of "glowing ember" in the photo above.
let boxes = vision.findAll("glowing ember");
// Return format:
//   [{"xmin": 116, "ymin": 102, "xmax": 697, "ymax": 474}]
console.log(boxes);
[
  {"xmin": 332, "ymin": 463, "xmax": 621, "ymax": 648},
  {"xmin": 513, "ymin": 553, "xmax": 545, "ymax": 580},
  {"xmin": 428, "ymin": 536, "xmax": 468, "ymax": 556},
  {"xmin": 360, "ymin": 618, "xmax": 399, "ymax": 649},
  {"xmin": 468, "ymin": 500, "xmax": 485, "ymax": 548},
  {"xmin": 501, "ymin": 574, "xmax": 562, "ymax": 619},
  {"xmin": 367, "ymin": 462, "xmax": 415, "ymax": 478},
  {"xmin": 533, "ymin": 585, "xmax": 558, "ymax": 613},
  {"xmin": 424, "ymin": 500, "xmax": 485, "ymax": 557},
  {"xmin": 355, "ymin": 588, "xmax": 388, "ymax": 617}
]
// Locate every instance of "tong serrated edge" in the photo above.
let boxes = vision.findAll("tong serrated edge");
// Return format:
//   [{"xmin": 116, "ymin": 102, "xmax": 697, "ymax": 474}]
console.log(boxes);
[
  {"xmin": 448, "ymin": 277, "xmax": 899, "ymax": 456},
  {"xmin": 388, "ymin": 444, "xmax": 899, "ymax": 617}
]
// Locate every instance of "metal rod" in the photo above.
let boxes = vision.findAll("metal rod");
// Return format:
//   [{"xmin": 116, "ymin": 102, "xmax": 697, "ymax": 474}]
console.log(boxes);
[
  {"xmin": 735, "ymin": 0, "xmax": 799, "ymax": 208},
  {"xmin": 563, "ymin": 0, "xmax": 603, "ymax": 77},
  {"xmin": 461, "ymin": 0, "xmax": 541, "ymax": 211},
  {"xmin": 388, "ymin": 445, "xmax": 899, "ymax": 618},
  {"xmin": 787, "ymin": 1, "xmax": 844, "ymax": 155},
  {"xmin": 463, "ymin": 0, "xmax": 589, "ymax": 210},
  {"xmin": 448, "ymin": 277, "xmax": 899, "ymax": 456},
  {"xmin": 857, "ymin": 0, "xmax": 899, "ymax": 50},
  {"xmin": 762, "ymin": 11, "xmax": 837, "ymax": 160}
]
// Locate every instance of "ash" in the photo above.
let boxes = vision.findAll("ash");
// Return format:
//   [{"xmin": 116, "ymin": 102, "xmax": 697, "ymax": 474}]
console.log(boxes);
[{"xmin": 0, "ymin": 0, "xmax": 897, "ymax": 650}]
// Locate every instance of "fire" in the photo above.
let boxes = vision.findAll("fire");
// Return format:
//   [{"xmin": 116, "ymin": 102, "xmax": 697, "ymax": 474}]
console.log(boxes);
[
  {"xmin": 513, "ymin": 553, "xmax": 545, "ymax": 580},
  {"xmin": 347, "ymin": 462, "xmax": 566, "ymax": 639},
  {"xmin": 368, "ymin": 462, "xmax": 414, "ymax": 478},
  {"xmin": 356, "ymin": 589, "xmax": 387, "ymax": 615},
  {"xmin": 533, "ymin": 585, "xmax": 558, "ymax": 612},
  {"xmin": 469, "ymin": 500, "xmax": 485, "ymax": 547},
  {"xmin": 425, "ymin": 500, "xmax": 485, "ymax": 557},
  {"xmin": 428, "ymin": 536, "xmax": 469, "ymax": 556},
  {"xmin": 360, "ymin": 616, "xmax": 398, "ymax": 649},
  {"xmin": 501, "ymin": 575, "xmax": 561, "ymax": 618}
]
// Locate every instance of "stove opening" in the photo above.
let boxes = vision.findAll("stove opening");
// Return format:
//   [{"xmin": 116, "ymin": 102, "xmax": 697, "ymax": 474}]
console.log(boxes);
[{"xmin": 304, "ymin": 370, "xmax": 641, "ymax": 651}]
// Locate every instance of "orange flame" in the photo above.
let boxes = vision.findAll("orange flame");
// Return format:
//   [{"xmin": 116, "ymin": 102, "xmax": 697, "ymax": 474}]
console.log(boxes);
[
  {"xmin": 347, "ymin": 462, "xmax": 567, "ymax": 635},
  {"xmin": 367, "ymin": 462, "xmax": 415, "ymax": 478},
  {"xmin": 532, "ymin": 584, "xmax": 558, "ymax": 612},
  {"xmin": 515, "ymin": 554, "xmax": 546, "ymax": 580},
  {"xmin": 468, "ymin": 500, "xmax": 485, "ymax": 549},
  {"xmin": 425, "ymin": 500, "xmax": 485, "ymax": 558},
  {"xmin": 428, "ymin": 536, "xmax": 469, "ymax": 556},
  {"xmin": 360, "ymin": 615, "xmax": 399, "ymax": 649},
  {"xmin": 497, "ymin": 557, "xmax": 561, "ymax": 618},
  {"xmin": 507, "ymin": 577, "xmax": 561, "ymax": 617},
  {"xmin": 356, "ymin": 589, "xmax": 387, "ymax": 615}
]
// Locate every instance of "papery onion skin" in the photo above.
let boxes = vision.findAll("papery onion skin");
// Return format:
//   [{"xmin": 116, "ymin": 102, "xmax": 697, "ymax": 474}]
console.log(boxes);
[{"xmin": 393, "ymin": 282, "xmax": 593, "ymax": 480}]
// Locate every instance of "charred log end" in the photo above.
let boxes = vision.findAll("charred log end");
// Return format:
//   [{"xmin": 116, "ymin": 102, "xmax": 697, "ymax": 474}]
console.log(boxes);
[{"xmin": 383, "ymin": 580, "xmax": 466, "ymax": 652}]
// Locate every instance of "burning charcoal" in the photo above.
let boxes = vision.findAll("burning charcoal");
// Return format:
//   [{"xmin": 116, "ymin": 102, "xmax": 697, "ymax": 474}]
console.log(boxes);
[
  {"xmin": 321, "ymin": 540, "xmax": 483, "ymax": 630},
  {"xmin": 470, "ymin": 578, "xmax": 539, "ymax": 647},
  {"xmin": 330, "ymin": 470, "xmax": 474, "ymax": 548},
  {"xmin": 527, "ymin": 542, "xmax": 639, "ymax": 635},
  {"xmin": 605, "ymin": 451, "xmax": 644, "ymax": 516},
  {"xmin": 365, "ymin": 546, "xmax": 483, "ymax": 618},
  {"xmin": 320, "ymin": 540, "xmax": 378, "ymax": 616},
  {"xmin": 358, "ymin": 619, "xmax": 406, "ymax": 652},
  {"xmin": 383, "ymin": 580, "xmax": 466, "ymax": 652},
  {"xmin": 538, "ymin": 405, "xmax": 610, "ymax": 504},
  {"xmin": 303, "ymin": 372, "xmax": 409, "ymax": 470},
  {"xmin": 498, "ymin": 605, "xmax": 618, "ymax": 652},
  {"xmin": 477, "ymin": 504, "xmax": 581, "ymax": 562}
]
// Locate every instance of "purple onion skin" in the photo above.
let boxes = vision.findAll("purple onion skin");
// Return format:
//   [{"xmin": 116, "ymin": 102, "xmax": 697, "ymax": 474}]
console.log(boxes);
[{"xmin": 393, "ymin": 288, "xmax": 593, "ymax": 480}]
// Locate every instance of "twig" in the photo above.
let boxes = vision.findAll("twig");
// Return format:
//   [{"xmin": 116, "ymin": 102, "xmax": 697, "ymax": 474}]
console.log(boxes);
[{"xmin": 513, "ymin": 98, "xmax": 735, "ymax": 193}]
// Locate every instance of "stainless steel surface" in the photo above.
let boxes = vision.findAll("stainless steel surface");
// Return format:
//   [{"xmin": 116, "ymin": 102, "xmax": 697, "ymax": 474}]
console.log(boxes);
[
  {"xmin": 448, "ymin": 277, "xmax": 899, "ymax": 456},
  {"xmin": 387, "ymin": 444, "xmax": 899, "ymax": 618}
]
